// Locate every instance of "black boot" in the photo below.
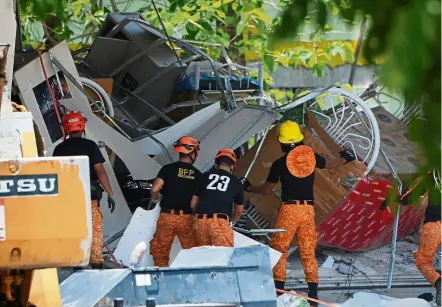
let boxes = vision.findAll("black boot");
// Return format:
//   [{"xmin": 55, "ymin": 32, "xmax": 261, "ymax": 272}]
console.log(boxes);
[
  {"xmin": 307, "ymin": 282, "xmax": 319, "ymax": 307},
  {"xmin": 274, "ymin": 280, "xmax": 285, "ymax": 297},
  {"xmin": 90, "ymin": 263, "xmax": 104, "ymax": 270},
  {"xmin": 435, "ymin": 277, "xmax": 441, "ymax": 306}
]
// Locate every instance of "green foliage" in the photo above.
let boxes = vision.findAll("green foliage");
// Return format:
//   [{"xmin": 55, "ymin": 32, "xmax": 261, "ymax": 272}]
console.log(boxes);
[
  {"xmin": 145, "ymin": 0, "xmax": 277, "ymax": 65},
  {"xmin": 144, "ymin": 0, "xmax": 355, "ymax": 80},
  {"xmin": 18, "ymin": 0, "xmax": 358, "ymax": 83},
  {"xmin": 19, "ymin": 0, "xmax": 113, "ymax": 48},
  {"xmin": 273, "ymin": 0, "xmax": 441, "ymax": 181}
]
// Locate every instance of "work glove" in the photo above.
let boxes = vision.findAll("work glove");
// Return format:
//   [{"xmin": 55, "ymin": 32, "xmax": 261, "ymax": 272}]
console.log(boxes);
[
  {"xmin": 340, "ymin": 149, "xmax": 356, "ymax": 163},
  {"xmin": 240, "ymin": 177, "xmax": 252, "ymax": 192},
  {"xmin": 399, "ymin": 184, "xmax": 413, "ymax": 206},
  {"xmin": 147, "ymin": 197, "xmax": 160, "ymax": 210},
  {"xmin": 417, "ymin": 293, "xmax": 434, "ymax": 302},
  {"xmin": 107, "ymin": 195, "xmax": 116, "ymax": 213}
]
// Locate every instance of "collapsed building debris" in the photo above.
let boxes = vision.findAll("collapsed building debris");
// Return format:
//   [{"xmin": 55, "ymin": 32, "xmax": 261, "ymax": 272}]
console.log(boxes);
[{"xmin": 2, "ymin": 5, "xmax": 438, "ymax": 307}]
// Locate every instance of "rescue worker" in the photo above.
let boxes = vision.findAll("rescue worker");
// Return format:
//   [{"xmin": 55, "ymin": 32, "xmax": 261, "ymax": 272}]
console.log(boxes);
[
  {"xmin": 241, "ymin": 120, "xmax": 355, "ymax": 305},
  {"xmin": 191, "ymin": 148, "xmax": 244, "ymax": 247},
  {"xmin": 149, "ymin": 136, "xmax": 201, "ymax": 267},
  {"xmin": 53, "ymin": 111, "xmax": 115, "ymax": 269},
  {"xmin": 403, "ymin": 170, "xmax": 441, "ymax": 306}
]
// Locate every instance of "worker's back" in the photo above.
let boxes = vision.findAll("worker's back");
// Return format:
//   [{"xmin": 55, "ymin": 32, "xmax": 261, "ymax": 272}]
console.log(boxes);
[
  {"xmin": 157, "ymin": 161, "xmax": 201, "ymax": 212},
  {"xmin": 425, "ymin": 171, "xmax": 441, "ymax": 223},
  {"xmin": 194, "ymin": 168, "xmax": 243, "ymax": 216},
  {"xmin": 53, "ymin": 137, "xmax": 104, "ymax": 181},
  {"xmin": 268, "ymin": 147, "xmax": 326, "ymax": 202}
]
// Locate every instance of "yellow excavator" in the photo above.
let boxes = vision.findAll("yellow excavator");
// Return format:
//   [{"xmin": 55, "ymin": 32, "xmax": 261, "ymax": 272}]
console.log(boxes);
[{"xmin": 0, "ymin": 45, "xmax": 92, "ymax": 306}]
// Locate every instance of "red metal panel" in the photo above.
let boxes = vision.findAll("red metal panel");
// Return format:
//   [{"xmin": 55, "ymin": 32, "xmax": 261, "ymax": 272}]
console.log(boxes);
[{"xmin": 317, "ymin": 177, "xmax": 426, "ymax": 251}]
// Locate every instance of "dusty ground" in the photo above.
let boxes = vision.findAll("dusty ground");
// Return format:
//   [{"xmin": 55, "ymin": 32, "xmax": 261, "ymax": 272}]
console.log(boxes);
[
  {"xmin": 287, "ymin": 240, "xmax": 440, "ymax": 278},
  {"xmin": 286, "ymin": 239, "xmax": 441, "ymax": 306}
]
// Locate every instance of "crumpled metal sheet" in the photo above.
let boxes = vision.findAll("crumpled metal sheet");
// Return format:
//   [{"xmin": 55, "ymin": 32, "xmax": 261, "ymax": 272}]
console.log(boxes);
[{"xmin": 60, "ymin": 269, "xmax": 130, "ymax": 307}]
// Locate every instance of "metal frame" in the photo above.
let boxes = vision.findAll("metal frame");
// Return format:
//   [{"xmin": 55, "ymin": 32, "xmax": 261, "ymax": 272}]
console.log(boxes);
[
  {"xmin": 76, "ymin": 15, "xmax": 266, "ymax": 131},
  {"xmin": 109, "ymin": 38, "xmax": 167, "ymax": 77},
  {"xmin": 101, "ymin": 16, "xmax": 232, "ymax": 109},
  {"xmin": 51, "ymin": 54, "xmax": 174, "ymax": 162},
  {"xmin": 275, "ymin": 87, "xmax": 381, "ymax": 175}
]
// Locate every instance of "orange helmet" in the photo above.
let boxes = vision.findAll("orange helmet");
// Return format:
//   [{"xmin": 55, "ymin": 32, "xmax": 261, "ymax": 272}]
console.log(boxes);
[
  {"xmin": 62, "ymin": 111, "xmax": 86, "ymax": 134},
  {"xmin": 173, "ymin": 136, "xmax": 200, "ymax": 155},
  {"xmin": 215, "ymin": 148, "xmax": 237, "ymax": 165}
]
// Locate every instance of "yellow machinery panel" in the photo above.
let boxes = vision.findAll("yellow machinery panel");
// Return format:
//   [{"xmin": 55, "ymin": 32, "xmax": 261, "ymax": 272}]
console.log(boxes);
[{"xmin": 0, "ymin": 157, "xmax": 92, "ymax": 269}]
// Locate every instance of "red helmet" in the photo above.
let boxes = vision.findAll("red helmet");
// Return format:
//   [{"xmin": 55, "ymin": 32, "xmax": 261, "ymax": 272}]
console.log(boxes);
[
  {"xmin": 173, "ymin": 136, "xmax": 200, "ymax": 155},
  {"xmin": 63, "ymin": 111, "xmax": 86, "ymax": 134},
  {"xmin": 215, "ymin": 148, "xmax": 237, "ymax": 165}
]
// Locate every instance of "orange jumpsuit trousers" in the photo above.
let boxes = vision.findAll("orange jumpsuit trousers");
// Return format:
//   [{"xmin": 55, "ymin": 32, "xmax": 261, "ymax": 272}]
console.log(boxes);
[
  {"xmin": 270, "ymin": 204, "xmax": 319, "ymax": 283},
  {"xmin": 150, "ymin": 211, "xmax": 196, "ymax": 267},
  {"xmin": 194, "ymin": 215, "xmax": 234, "ymax": 247},
  {"xmin": 90, "ymin": 200, "xmax": 104, "ymax": 264},
  {"xmin": 414, "ymin": 221, "xmax": 442, "ymax": 286}
]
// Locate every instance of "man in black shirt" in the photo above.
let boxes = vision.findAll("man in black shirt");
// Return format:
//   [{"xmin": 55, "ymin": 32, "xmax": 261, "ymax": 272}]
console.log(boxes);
[
  {"xmin": 241, "ymin": 120, "xmax": 355, "ymax": 304},
  {"xmin": 191, "ymin": 148, "xmax": 244, "ymax": 247},
  {"xmin": 53, "ymin": 111, "xmax": 115, "ymax": 269},
  {"xmin": 408, "ymin": 170, "xmax": 441, "ymax": 305},
  {"xmin": 149, "ymin": 136, "xmax": 201, "ymax": 267}
]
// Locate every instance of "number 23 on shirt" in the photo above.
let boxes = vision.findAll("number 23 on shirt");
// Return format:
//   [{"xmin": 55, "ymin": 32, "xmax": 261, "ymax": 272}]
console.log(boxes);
[{"xmin": 207, "ymin": 173, "xmax": 231, "ymax": 192}]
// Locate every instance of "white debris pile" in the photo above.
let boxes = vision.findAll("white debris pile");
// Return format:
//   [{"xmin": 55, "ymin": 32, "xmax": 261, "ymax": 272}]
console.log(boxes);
[
  {"xmin": 276, "ymin": 292, "xmax": 431, "ymax": 307},
  {"xmin": 114, "ymin": 207, "xmax": 282, "ymax": 268},
  {"xmin": 277, "ymin": 293, "xmax": 308, "ymax": 307},
  {"xmin": 339, "ymin": 292, "xmax": 431, "ymax": 307}
]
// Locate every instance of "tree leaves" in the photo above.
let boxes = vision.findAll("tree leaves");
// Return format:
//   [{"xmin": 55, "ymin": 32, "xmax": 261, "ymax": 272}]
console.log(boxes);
[{"xmin": 273, "ymin": 0, "xmax": 441, "ymax": 183}]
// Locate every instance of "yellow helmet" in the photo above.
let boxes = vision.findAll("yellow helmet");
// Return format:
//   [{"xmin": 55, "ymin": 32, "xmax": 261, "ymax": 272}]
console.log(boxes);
[{"xmin": 278, "ymin": 120, "xmax": 304, "ymax": 144}]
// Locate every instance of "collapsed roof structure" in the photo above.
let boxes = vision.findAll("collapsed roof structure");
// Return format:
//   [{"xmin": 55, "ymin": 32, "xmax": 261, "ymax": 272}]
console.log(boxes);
[{"xmin": 4, "ymin": 8, "xmax": 431, "ymax": 307}]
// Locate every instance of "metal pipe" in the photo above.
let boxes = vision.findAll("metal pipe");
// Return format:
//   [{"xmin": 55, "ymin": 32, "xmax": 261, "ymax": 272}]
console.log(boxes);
[
  {"xmin": 327, "ymin": 88, "xmax": 381, "ymax": 174},
  {"xmin": 48, "ymin": 53, "xmax": 65, "ymax": 98},
  {"xmin": 387, "ymin": 204, "xmax": 401, "ymax": 289},
  {"xmin": 258, "ymin": 62, "xmax": 264, "ymax": 106},
  {"xmin": 139, "ymin": 128, "xmax": 174, "ymax": 163},
  {"xmin": 194, "ymin": 63, "xmax": 200, "ymax": 90},
  {"xmin": 138, "ymin": 98, "xmax": 220, "ymax": 129},
  {"xmin": 348, "ymin": 16, "xmax": 367, "ymax": 86},
  {"xmin": 244, "ymin": 113, "xmax": 276, "ymax": 178},
  {"xmin": 342, "ymin": 90, "xmax": 402, "ymax": 289}
]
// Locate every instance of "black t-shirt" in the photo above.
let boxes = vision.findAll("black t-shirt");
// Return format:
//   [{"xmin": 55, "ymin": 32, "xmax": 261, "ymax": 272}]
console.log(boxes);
[
  {"xmin": 424, "ymin": 172, "xmax": 441, "ymax": 224},
  {"xmin": 266, "ymin": 152, "xmax": 326, "ymax": 202},
  {"xmin": 194, "ymin": 168, "xmax": 244, "ymax": 217},
  {"xmin": 53, "ymin": 137, "xmax": 105, "ymax": 181},
  {"xmin": 157, "ymin": 161, "xmax": 201, "ymax": 212}
]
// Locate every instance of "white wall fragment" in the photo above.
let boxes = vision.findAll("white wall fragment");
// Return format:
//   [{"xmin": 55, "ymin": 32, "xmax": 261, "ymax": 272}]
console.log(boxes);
[{"xmin": 114, "ymin": 206, "xmax": 282, "ymax": 268}]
